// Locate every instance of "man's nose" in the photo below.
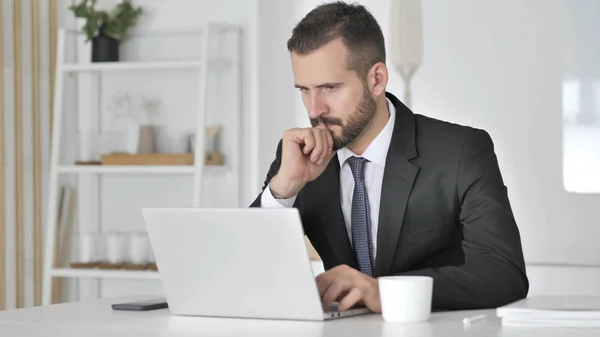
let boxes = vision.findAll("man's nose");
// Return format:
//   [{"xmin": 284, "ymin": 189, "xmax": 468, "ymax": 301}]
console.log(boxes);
[{"xmin": 308, "ymin": 96, "xmax": 328, "ymax": 119}]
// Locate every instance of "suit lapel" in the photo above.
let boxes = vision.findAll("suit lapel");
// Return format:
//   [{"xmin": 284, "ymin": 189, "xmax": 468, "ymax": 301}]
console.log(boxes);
[
  {"xmin": 315, "ymin": 155, "xmax": 357, "ymax": 269},
  {"xmin": 374, "ymin": 156, "xmax": 418, "ymax": 276},
  {"xmin": 374, "ymin": 92, "xmax": 419, "ymax": 277}
]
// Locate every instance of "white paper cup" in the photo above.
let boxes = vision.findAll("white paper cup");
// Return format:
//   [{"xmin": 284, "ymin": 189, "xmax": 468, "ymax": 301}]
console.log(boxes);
[{"xmin": 379, "ymin": 276, "xmax": 433, "ymax": 323}]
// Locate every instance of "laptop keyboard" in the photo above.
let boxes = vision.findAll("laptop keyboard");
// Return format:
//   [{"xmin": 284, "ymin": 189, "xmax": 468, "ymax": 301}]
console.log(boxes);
[
  {"xmin": 323, "ymin": 302, "xmax": 340, "ymax": 312},
  {"xmin": 322, "ymin": 302, "xmax": 371, "ymax": 319},
  {"xmin": 324, "ymin": 302, "xmax": 365, "ymax": 312}
]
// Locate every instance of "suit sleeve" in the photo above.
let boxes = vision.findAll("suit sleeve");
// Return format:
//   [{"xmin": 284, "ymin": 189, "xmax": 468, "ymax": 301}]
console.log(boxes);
[
  {"xmin": 249, "ymin": 140, "xmax": 301, "ymax": 209},
  {"xmin": 249, "ymin": 140, "xmax": 282, "ymax": 207},
  {"xmin": 396, "ymin": 129, "xmax": 528, "ymax": 310}
]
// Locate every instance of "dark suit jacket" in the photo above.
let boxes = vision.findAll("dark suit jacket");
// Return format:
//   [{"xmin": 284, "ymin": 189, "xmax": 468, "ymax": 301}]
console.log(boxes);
[{"xmin": 250, "ymin": 92, "xmax": 528, "ymax": 310}]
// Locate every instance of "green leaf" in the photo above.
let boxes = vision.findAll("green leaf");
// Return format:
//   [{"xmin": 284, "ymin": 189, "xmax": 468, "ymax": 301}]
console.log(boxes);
[
  {"xmin": 83, "ymin": 18, "xmax": 98, "ymax": 42},
  {"xmin": 69, "ymin": 0, "xmax": 140, "ymax": 43},
  {"xmin": 104, "ymin": 0, "xmax": 142, "ymax": 42},
  {"xmin": 69, "ymin": 1, "xmax": 91, "ymax": 19}
]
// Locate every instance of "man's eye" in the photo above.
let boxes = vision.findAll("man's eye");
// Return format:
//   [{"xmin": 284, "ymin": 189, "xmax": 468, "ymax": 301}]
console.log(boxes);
[
  {"xmin": 325, "ymin": 85, "xmax": 336, "ymax": 91},
  {"xmin": 298, "ymin": 87, "xmax": 308, "ymax": 92}
]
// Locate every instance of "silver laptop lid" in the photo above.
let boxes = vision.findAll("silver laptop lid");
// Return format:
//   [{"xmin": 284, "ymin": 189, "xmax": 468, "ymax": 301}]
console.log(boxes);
[{"xmin": 143, "ymin": 208, "xmax": 325, "ymax": 320}]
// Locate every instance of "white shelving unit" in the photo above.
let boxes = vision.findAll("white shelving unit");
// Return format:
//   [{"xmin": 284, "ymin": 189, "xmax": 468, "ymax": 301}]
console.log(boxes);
[
  {"xmin": 62, "ymin": 59, "xmax": 232, "ymax": 72},
  {"xmin": 56, "ymin": 165, "xmax": 231, "ymax": 175},
  {"xmin": 42, "ymin": 24, "xmax": 242, "ymax": 305},
  {"xmin": 51, "ymin": 268, "xmax": 161, "ymax": 280}
]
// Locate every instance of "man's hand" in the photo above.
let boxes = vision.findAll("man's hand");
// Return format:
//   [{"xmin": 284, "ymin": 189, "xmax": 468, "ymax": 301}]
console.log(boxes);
[
  {"xmin": 316, "ymin": 265, "xmax": 381, "ymax": 313},
  {"xmin": 269, "ymin": 126, "xmax": 335, "ymax": 198}
]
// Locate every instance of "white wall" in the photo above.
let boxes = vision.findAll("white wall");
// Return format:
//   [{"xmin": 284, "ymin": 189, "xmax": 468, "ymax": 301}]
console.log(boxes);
[
  {"xmin": 410, "ymin": 0, "xmax": 600, "ymax": 266},
  {"xmin": 292, "ymin": 0, "xmax": 600, "ymax": 295},
  {"xmin": 256, "ymin": 0, "xmax": 298, "ymax": 187}
]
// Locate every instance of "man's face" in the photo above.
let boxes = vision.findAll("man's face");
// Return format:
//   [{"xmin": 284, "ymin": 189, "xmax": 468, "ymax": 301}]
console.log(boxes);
[{"xmin": 291, "ymin": 38, "xmax": 377, "ymax": 150}]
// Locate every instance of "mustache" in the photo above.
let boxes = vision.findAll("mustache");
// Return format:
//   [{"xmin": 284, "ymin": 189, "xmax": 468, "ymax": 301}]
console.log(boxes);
[{"xmin": 310, "ymin": 116, "xmax": 343, "ymax": 127}]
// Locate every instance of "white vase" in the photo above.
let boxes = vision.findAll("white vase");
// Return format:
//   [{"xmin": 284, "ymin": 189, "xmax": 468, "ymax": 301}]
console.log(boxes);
[{"xmin": 137, "ymin": 125, "xmax": 156, "ymax": 154}]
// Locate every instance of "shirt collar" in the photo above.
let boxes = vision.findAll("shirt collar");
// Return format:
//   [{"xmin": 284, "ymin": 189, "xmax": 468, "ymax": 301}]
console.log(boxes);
[{"xmin": 337, "ymin": 97, "xmax": 396, "ymax": 168}]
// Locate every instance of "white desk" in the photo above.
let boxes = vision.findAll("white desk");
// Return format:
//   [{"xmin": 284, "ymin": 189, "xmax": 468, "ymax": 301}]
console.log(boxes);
[{"xmin": 0, "ymin": 296, "xmax": 598, "ymax": 337}]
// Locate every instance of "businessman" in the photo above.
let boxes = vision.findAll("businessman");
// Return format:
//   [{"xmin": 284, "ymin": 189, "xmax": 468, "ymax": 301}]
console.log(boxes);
[{"xmin": 250, "ymin": 1, "xmax": 528, "ymax": 313}]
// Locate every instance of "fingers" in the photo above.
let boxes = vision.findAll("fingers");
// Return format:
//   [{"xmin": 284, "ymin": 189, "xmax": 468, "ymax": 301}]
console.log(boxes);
[
  {"xmin": 300, "ymin": 130, "xmax": 316, "ymax": 155},
  {"xmin": 315, "ymin": 264, "xmax": 348, "ymax": 286},
  {"xmin": 338, "ymin": 288, "xmax": 363, "ymax": 312},
  {"xmin": 315, "ymin": 265, "xmax": 345, "ymax": 297},
  {"xmin": 309, "ymin": 128, "xmax": 324, "ymax": 163},
  {"xmin": 288, "ymin": 127, "xmax": 334, "ymax": 163},
  {"xmin": 316, "ymin": 273, "xmax": 333, "ymax": 299},
  {"xmin": 310, "ymin": 128, "xmax": 330, "ymax": 165},
  {"xmin": 314, "ymin": 265, "xmax": 379, "ymax": 313},
  {"xmin": 321, "ymin": 278, "xmax": 352, "ymax": 311},
  {"xmin": 317, "ymin": 265, "xmax": 357, "ymax": 310},
  {"xmin": 321, "ymin": 127, "xmax": 334, "ymax": 161},
  {"xmin": 316, "ymin": 127, "xmax": 334, "ymax": 164},
  {"xmin": 319, "ymin": 129, "xmax": 329, "ymax": 164},
  {"xmin": 324, "ymin": 127, "xmax": 333, "ymax": 154}
]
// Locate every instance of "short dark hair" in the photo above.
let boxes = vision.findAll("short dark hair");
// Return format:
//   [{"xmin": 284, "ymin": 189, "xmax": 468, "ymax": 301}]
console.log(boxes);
[{"xmin": 287, "ymin": 1, "xmax": 386, "ymax": 79}]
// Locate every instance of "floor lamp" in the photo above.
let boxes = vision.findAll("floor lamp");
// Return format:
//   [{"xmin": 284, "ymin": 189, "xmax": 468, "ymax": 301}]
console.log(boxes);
[{"xmin": 389, "ymin": 0, "xmax": 423, "ymax": 109}]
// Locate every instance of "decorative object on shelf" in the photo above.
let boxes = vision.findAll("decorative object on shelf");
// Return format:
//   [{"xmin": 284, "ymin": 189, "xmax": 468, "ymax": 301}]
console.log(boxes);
[
  {"xmin": 69, "ymin": 0, "xmax": 142, "ymax": 62},
  {"xmin": 137, "ymin": 96, "xmax": 161, "ymax": 153},
  {"xmin": 70, "ymin": 232, "xmax": 102, "ymax": 269},
  {"xmin": 100, "ymin": 153, "xmax": 194, "ymax": 166},
  {"xmin": 123, "ymin": 232, "xmax": 152, "ymax": 270},
  {"xmin": 155, "ymin": 127, "xmax": 190, "ymax": 154},
  {"xmin": 74, "ymin": 160, "xmax": 101, "ymax": 165},
  {"xmin": 106, "ymin": 91, "xmax": 161, "ymax": 155},
  {"xmin": 70, "ymin": 231, "xmax": 155, "ymax": 271},
  {"xmin": 206, "ymin": 151, "xmax": 224, "ymax": 166},
  {"xmin": 190, "ymin": 125, "xmax": 225, "ymax": 165},
  {"xmin": 97, "ymin": 231, "xmax": 127, "ymax": 269},
  {"xmin": 137, "ymin": 125, "xmax": 155, "ymax": 154},
  {"xmin": 205, "ymin": 125, "xmax": 224, "ymax": 165},
  {"xmin": 389, "ymin": 0, "xmax": 423, "ymax": 109}
]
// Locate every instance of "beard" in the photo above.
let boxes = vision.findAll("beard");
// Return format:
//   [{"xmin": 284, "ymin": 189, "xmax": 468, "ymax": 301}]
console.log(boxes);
[{"xmin": 310, "ymin": 88, "xmax": 377, "ymax": 150}]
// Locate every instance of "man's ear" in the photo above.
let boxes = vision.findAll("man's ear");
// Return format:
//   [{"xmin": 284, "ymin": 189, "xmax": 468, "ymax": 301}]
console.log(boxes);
[{"xmin": 368, "ymin": 62, "xmax": 388, "ymax": 97}]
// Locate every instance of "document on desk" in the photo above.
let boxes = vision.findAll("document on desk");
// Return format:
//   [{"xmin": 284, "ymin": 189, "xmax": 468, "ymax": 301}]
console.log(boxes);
[{"xmin": 497, "ymin": 295, "xmax": 600, "ymax": 327}]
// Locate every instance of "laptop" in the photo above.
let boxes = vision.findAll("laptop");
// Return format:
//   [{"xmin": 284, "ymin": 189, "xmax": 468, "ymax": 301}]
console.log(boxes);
[{"xmin": 142, "ymin": 207, "xmax": 371, "ymax": 321}]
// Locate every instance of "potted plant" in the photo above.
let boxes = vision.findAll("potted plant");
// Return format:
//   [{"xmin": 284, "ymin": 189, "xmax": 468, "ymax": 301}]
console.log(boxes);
[{"xmin": 69, "ymin": 0, "xmax": 142, "ymax": 62}]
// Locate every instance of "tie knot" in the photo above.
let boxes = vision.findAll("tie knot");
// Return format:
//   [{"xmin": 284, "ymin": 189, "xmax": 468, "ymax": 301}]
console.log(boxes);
[{"xmin": 346, "ymin": 156, "xmax": 369, "ymax": 181}]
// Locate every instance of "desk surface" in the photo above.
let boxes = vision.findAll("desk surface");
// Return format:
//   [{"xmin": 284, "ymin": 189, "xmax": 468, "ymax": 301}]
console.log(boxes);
[{"xmin": 0, "ymin": 296, "xmax": 598, "ymax": 337}]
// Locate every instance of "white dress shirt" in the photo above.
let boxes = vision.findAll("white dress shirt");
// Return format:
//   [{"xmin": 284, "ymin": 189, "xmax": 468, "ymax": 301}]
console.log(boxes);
[{"xmin": 261, "ymin": 98, "xmax": 396, "ymax": 260}]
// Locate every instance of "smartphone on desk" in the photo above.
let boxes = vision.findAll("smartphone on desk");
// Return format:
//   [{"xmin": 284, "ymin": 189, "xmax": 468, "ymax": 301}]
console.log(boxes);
[{"xmin": 112, "ymin": 298, "xmax": 168, "ymax": 311}]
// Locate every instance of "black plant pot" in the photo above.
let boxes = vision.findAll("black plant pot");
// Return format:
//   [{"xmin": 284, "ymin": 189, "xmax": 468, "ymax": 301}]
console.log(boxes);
[{"xmin": 92, "ymin": 31, "xmax": 119, "ymax": 62}]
